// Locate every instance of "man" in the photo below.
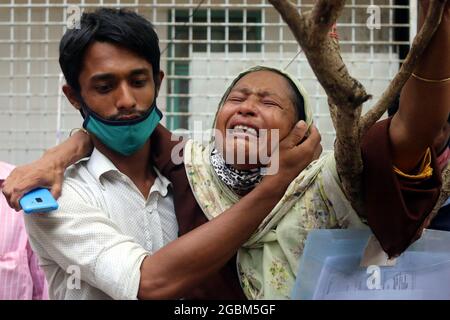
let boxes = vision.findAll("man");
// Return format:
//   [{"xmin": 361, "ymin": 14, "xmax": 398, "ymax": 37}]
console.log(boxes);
[
  {"xmin": 0, "ymin": 161, "xmax": 48, "ymax": 300},
  {"xmin": 1, "ymin": 8, "xmax": 320, "ymax": 300}
]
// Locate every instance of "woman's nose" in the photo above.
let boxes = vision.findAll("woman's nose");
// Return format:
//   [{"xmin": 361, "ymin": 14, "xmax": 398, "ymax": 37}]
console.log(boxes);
[{"xmin": 237, "ymin": 98, "xmax": 257, "ymax": 116}]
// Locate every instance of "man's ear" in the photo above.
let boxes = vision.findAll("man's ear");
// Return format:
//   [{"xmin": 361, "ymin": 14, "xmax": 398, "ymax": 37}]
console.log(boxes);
[
  {"xmin": 155, "ymin": 70, "xmax": 165, "ymax": 97},
  {"xmin": 62, "ymin": 85, "xmax": 82, "ymax": 110}
]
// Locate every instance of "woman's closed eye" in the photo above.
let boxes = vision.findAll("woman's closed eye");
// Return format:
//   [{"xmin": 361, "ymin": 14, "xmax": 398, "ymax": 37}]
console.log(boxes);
[
  {"xmin": 228, "ymin": 96, "xmax": 245, "ymax": 103},
  {"xmin": 262, "ymin": 100, "xmax": 281, "ymax": 108}
]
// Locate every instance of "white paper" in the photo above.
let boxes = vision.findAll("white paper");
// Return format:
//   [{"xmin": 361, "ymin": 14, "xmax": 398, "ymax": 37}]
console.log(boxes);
[
  {"xmin": 360, "ymin": 235, "xmax": 397, "ymax": 267},
  {"xmin": 313, "ymin": 253, "xmax": 450, "ymax": 300}
]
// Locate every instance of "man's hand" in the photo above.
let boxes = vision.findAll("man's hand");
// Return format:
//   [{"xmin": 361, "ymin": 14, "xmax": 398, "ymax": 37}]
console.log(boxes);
[
  {"xmin": 1, "ymin": 130, "xmax": 93, "ymax": 211},
  {"xmin": 1, "ymin": 154, "xmax": 65, "ymax": 211}
]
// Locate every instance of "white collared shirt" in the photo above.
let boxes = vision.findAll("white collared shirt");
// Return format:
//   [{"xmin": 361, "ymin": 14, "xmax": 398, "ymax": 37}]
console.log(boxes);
[{"xmin": 24, "ymin": 148, "xmax": 178, "ymax": 300}]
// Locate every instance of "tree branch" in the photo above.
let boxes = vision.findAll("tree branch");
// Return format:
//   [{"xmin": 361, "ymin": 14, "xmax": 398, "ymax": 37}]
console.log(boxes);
[
  {"xmin": 269, "ymin": 0, "xmax": 372, "ymax": 108},
  {"xmin": 329, "ymin": 101, "xmax": 365, "ymax": 215},
  {"xmin": 311, "ymin": 0, "xmax": 346, "ymax": 38},
  {"xmin": 430, "ymin": 164, "xmax": 450, "ymax": 221}
]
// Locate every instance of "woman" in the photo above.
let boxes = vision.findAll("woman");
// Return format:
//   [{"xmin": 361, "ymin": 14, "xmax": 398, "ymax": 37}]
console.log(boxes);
[{"xmin": 184, "ymin": 66, "xmax": 366, "ymax": 299}]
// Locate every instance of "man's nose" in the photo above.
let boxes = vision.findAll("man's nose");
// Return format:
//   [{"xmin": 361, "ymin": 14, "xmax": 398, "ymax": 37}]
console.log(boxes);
[{"xmin": 115, "ymin": 82, "xmax": 137, "ymax": 110}]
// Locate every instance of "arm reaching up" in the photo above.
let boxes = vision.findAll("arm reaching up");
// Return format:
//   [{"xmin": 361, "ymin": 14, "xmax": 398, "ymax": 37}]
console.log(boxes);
[{"xmin": 390, "ymin": 0, "xmax": 450, "ymax": 172}]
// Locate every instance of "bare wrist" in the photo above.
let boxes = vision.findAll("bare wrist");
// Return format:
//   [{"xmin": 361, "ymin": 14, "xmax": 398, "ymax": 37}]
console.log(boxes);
[
  {"xmin": 257, "ymin": 173, "xmax": 292, "ymax": 198},
  {"xmin": 43, "ymin": 130, "xmax": 92, "ymax": 169}
]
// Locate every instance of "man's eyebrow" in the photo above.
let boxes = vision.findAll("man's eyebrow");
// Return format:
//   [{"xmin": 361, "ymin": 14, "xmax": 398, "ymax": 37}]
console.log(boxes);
[
  {"xmin": 90, "ymin": 73, "xmax": 115, "ymax": 82},
  {"xmin": 90, "ymin": 68, "xmax": 150, "ymax": 82},
  {"xmin": 129, "ymin": 68, "xmax": 151, "ymax": 76}
]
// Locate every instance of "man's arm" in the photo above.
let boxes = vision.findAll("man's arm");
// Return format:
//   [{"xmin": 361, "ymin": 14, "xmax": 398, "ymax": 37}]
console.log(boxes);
[
  {"xmin": 138, "ymin": 173, "xmax": 295, "ymax": 299},
  {"xmin": 137, "ymin": 123, "xmax": 321, "ymax": 299},
  {"xmin": 24, "ymin": 181, "xmax": 150, "ymax": 300},
  {"xmin": 2, "ymin": 130, "xmax": 93, "ymax": 210},
  {"xmin": 390, "ymin": 0, "xmax": 450, "ymax": 172},
  {"xmin": 23, "ymin": 121, "xmax": 321, "ymax": 299}
]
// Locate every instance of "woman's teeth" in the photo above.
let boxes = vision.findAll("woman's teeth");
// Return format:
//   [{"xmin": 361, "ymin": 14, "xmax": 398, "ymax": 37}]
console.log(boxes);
[{"xmin": 232, "ymin": 125, "xmax": 258, "ymax": 136}]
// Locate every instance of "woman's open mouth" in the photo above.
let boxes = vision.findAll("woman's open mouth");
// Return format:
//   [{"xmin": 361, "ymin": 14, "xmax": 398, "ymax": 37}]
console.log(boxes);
[{"xmin": 228, "ymin": 124, "xmax": 259, "ymax": 138}]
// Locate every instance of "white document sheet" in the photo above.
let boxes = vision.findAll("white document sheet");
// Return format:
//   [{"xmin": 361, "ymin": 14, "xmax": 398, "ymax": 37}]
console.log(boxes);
[{"xmin": 313, "ymin": 252, "xmax": 450, "ymax": 300}]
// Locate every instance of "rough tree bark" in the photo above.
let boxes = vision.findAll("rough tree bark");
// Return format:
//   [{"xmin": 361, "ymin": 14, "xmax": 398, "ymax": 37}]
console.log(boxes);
[
  {"xmin": 268, "ymin": 0, "xmax": 448, "ymax": 217},
  {"xmin": 431, "ymin": 164, "xmax": 450, "ymax": 219}
]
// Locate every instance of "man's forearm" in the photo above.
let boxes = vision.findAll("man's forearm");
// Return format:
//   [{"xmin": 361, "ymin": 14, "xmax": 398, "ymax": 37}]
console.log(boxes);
[
  {"xmin": 44, "ymin": 130, "xmax": 93, "ymax": 168},
  {"xmin": 137, "ymin": 122, "xmax": 322, "ymax": 299},
  {"xmin": 138, "ymin": 175, "xmax": 290, "ymax": 299},
  {"xmin": 1, "ymin": 129, "xmax": 95, "ymax": 210},
  {"xmin": 391, "ymin": 2, "xmax": 450, "ymax": 172}
]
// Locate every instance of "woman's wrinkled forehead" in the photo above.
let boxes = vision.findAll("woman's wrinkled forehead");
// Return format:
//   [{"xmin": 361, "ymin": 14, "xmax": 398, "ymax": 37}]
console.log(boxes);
[
  {"xmin": 218, "ymin": 70, "xmax": 297, "ymax": 115},
  {"xmin": 213, "ymin": 66, "xmax": 313, "ymax": 128},
  {"xmin": 228, "ymin": 71, "xmax": 294, "ymax": 101}
]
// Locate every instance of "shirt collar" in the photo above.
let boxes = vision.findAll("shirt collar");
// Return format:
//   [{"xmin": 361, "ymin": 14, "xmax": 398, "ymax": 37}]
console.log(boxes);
[
  {"xmin": 86, "ymin": 148, "xmax": 171, "ymax": 197},
  {"xmin": 151, "ymin": 166, "xmax": 171, "ymax": 197},
  {"xmin": 86, "ymin": 148, "xmax": 119, "ymax": 185},
  {"xmin": 0, "ymin": 161, "xmax": 15, "ymax": 182}
]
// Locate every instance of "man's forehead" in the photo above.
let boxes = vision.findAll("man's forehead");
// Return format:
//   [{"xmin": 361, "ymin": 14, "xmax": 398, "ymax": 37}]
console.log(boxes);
[
  {"xmin": 81, "ymin": 42, "xmax": 153, "ymax": 77},
  {"xmin": 84, "ymin": 41, "xmax": 141, "ymax": 59}
]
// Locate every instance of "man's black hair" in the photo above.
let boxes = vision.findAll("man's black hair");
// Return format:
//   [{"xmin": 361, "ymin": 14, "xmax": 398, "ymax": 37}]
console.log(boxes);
[{"xmin": 59, "ymin": 8, "xmax": 161, "ymax": 92}]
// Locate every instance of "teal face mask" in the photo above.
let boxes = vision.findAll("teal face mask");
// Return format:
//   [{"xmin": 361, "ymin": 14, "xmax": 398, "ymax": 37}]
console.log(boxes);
[{"xmin": 81, "ymin": 102, "xmax": 162, "ymax": 156}]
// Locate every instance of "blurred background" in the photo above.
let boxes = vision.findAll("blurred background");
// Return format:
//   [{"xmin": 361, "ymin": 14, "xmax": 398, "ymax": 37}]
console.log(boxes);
[{"xmin": 0, "ymin": 0, "xmax": 417, "ymax": 164}]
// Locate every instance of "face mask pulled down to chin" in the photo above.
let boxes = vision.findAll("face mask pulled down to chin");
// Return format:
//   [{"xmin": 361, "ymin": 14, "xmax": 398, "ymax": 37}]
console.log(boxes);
[{"xmin": 79, "ymin": 100, "xmax": 162, "ymax": 156}]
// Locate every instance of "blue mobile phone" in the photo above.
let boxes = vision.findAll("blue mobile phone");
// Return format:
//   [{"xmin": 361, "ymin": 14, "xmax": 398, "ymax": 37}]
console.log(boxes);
[{"xmin": 19, "ymin": 188, "xmax": 58, "ymax": 214}]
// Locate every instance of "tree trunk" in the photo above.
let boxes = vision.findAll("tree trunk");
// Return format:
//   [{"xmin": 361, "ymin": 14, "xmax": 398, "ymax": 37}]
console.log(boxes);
[{"xmin": 269, "ymin": 0, "xmax": 448, "ymax": 217}]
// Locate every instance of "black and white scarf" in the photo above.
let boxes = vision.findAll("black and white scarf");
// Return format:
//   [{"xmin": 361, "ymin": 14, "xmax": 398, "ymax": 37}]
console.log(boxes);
[{"xmin": 210, "ymin": 148, "xmax": 263, "ymax": 196}]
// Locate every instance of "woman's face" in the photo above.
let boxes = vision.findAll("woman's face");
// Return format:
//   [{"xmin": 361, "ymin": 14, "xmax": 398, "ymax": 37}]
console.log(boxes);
[{"xmin": 214, "ymin": 70, "xmax": 298, "ymax": 170}]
